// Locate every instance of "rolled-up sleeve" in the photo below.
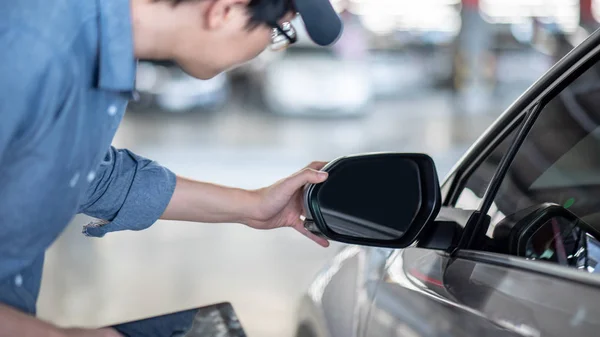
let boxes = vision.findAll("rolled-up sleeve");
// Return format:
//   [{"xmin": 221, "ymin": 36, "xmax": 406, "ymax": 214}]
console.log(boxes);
[{"xmin": 78, "ymin": 147, "xmax": 177, "ymax": 237}]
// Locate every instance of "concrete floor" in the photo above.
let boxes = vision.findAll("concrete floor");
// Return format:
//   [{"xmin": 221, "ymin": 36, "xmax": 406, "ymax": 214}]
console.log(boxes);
[{"xmin": 36, "ymin": 90, "xmax": 504, "ymax": 337}]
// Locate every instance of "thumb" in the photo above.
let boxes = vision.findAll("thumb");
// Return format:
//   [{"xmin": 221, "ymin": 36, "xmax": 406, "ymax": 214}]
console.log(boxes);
[{"xmin": 287, "ymin": 168, "xmax": 328, "ymax": 190}]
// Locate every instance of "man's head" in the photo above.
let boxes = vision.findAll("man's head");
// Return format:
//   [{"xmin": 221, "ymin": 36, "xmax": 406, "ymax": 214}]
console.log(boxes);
[{"xmin": 132, "ymin": 0, "xmax": 342, "ymax": 79}]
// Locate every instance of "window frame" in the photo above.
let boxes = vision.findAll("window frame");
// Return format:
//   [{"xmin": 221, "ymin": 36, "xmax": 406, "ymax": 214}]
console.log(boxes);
[{"xmin": 441, "ymin": 29, "xmax": 600, "ymax": 253}]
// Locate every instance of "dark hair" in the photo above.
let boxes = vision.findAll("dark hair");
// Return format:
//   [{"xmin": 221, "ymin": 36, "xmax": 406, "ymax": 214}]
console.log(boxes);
[
  {"xmin": 246, "ymin": 0, "xmax": 292, "ymax": 27},
  {"xmin": 161, "ymin": 0, "xmax": 292, "ymax": 29}
]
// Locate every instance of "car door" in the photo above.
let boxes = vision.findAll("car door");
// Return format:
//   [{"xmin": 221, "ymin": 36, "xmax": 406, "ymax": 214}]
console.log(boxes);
[{"xmin": 363, "ymin": 26, "xmax": 600, "ymax": 337}]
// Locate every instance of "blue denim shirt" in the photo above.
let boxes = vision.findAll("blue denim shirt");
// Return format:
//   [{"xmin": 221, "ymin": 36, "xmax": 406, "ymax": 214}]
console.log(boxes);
[{"xmin": 0, "ymin": 0, "xmax": 176, "ymax": 315}]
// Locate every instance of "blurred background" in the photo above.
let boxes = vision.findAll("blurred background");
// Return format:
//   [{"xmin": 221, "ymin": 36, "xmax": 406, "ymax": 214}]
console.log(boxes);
[{"xmin": 36, "ymin": 1, "xmax": 600, "ymax": 336}]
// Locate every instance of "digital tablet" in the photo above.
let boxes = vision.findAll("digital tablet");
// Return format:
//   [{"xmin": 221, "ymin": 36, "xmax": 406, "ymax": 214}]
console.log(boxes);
[{"xmin": 108, "ymin": 302, "xmax": 247, "ymax": 337}]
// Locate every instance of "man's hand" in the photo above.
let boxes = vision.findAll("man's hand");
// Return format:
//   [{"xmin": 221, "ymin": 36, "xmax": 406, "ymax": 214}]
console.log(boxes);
[
  {"xmin": 161, "ymin": 161, "xmax": 330, "ymax": 246},
  {"xmin": 247, "ymin": 161, "xmax": 330, "ymax": 247},
  {"xmin": 60, "ymin": 328, "xmax": 122, "ymax": 337}
]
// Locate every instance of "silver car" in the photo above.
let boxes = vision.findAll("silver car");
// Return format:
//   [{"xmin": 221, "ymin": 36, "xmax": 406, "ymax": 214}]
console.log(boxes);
[{"xmin": 295, "ymin": 26, "xmax": 600, "ymax": 337}]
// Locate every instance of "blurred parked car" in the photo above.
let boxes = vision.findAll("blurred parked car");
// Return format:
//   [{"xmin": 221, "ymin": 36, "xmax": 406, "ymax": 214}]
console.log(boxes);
[
  {"xmin": 228, "ymin": 48, "xmax": 286, "ymax": 82},
  {"xmin": 295, "ymin": 26, "xmax": 600, "ymax": 337},
  {"xmin": 130, "ymin": 61, "xmax": 229, "ymax": 113},
  {"xmin": 261, "ymin": 47, "xmax": 373, "ymax": 117}
]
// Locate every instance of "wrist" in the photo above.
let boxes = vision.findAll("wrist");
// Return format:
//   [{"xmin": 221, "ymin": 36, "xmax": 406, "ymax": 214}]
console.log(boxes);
[{"xmin": 238, "ymin": 188, "xmax": 263, "ymax": 225}]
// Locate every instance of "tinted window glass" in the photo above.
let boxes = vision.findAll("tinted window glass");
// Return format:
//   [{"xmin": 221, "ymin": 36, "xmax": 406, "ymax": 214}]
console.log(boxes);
[{"xmin": 488, "ymin": 61, "xmax": 600, "ymax": 244}]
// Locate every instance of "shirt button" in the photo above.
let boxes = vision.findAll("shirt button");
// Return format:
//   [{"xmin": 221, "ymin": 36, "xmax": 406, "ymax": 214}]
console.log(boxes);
[
  {"xmin": 107, "ymin": 105, "xmax": 118, "ymax": 116},
  {"xmin": 14, "ymin": 274, "xmax": 23, "ymax": 287},
  {"xmin": 87, "ymin": 171, "xmax": 96, "ymax": 183},
  {"xmin": 69, "ymin": 172, "xmax": 80, "ymax": 188}
]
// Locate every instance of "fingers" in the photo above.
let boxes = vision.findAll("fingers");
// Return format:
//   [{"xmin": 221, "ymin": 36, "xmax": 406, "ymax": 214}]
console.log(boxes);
[
  {"xmin": 287, "ymin": 167, "xmax": 328, "ymax": 190},
  {"xmin": 305, "ymin": 161, "xmax": 329, "ymax": 171},
  {"xmin": 294, "ymin": 219, "xmax": 330, "ymax": 248},
  {"xmin": 280, "ymin": 161, "xmax": 329, "ymax": 192}
]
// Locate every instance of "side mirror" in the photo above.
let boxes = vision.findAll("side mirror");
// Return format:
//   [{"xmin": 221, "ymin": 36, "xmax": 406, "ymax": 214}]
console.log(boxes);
[
  {"xmin": 303, "ymin": 153, "xmax": 441, "ymax": 248},
  {"xmin": 495, "ymin": 203, "xmax": 600, "ymax": 270}
]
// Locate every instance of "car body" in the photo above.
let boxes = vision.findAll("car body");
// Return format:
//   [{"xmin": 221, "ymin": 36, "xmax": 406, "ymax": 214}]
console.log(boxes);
[
  {"xmin": 262, "ymin": 47, "xmax": 372, "ymax": 117},
  {"xmin": 258, "ymin": 14, "xmax": 373, "ymax": 118},
  {"xmin": 295, "ymin": 26, "xmax": 600, "ymax": 337}
]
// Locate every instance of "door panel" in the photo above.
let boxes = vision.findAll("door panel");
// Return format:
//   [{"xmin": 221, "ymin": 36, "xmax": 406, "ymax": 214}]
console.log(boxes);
[
  {"xmin": 298, "ymin": 246, "xmax": 393, "ymax": 337},
  {"xmin": 365, "ymin": 247, "xmax": 600, "ymax": 337},
  {"xmin": 364, "ymin": 248, "xmax": 522, "ymax": 337},
  {"xmin": 445, "ymin": 251, "xmax": 600, "ymax": 337}
]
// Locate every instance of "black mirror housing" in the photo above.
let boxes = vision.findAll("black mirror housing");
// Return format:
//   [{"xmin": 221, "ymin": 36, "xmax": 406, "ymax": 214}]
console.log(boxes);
[
  {"xmin": 498, "ymin": 203, "xmax": 600, "ymax": 256},
  {"xmin": 303, "ymin": 153, "xmax": 441, "ymax": 248},
  {"xmin": 493, "ymin": 203, "xmax": 600, "ymax": 256}
]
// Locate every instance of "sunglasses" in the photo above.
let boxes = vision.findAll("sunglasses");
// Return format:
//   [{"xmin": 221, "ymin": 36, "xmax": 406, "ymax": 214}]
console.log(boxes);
[
  {"xmin": 269, "ymin": 21, "xmax": 297, "ymax": 51},
  {"xmin": 246, "ymin": 0, "xmax": 298, "ymax": 50}
]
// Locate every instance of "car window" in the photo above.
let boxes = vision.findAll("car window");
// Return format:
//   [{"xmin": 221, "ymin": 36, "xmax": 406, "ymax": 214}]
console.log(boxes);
[
  {"xmin": 486, "ymin": 59, "xmax": 600, "ymax": 264},
  {"xmin": 454, "ymin": 127, "xmax": 521, "ymax": 212}
]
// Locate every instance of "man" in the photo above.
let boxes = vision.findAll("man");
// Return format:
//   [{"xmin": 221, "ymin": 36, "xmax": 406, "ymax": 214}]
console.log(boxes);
[{"xmin": 0, "ymin": 0, "xmax": 343, "ymax": 335}]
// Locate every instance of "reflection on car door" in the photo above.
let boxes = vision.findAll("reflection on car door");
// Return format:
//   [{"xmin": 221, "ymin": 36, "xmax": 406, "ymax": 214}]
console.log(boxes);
[
  {"xmin": 364, "ymin": 248, "xmax": 523, "ymax": 337},
  {"xmin": 365, "ymin": 247, "xmax": 600, "ymax": 337},
  {"xmin": 446, "ymin": 250, "xmax": 600, "ymax": 337}
]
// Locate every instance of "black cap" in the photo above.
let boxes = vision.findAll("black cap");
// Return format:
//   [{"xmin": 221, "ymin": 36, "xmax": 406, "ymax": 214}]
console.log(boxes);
[{"xmin": 293, "ymin": 0, "xmax": 344, "ymax": 46}]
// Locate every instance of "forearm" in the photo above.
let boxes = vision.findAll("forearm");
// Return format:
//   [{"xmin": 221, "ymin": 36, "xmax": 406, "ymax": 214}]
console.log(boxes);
[
  {"xmin": 160, "ymin": 176, "xmax": 260, "ymax": 224},
  {"xmin": 0, "ymin": 304, "xmax": 63, "ymax": 337}
]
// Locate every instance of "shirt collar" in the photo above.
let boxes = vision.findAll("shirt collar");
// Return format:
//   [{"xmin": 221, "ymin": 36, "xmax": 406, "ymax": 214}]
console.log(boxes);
[{"xmin": 96, "ymin": 0, "xmax": 136, "ymax": 92}]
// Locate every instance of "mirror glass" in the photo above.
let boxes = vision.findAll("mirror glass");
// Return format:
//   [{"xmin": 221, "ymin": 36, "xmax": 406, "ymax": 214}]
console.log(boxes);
[
  {"xmin": 317, "ymin": 157, "xmax": 423, "ymax": 240},
  {"xmin": 525, "ymin": 217, "xmax": 600, "ymax": 273}
]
